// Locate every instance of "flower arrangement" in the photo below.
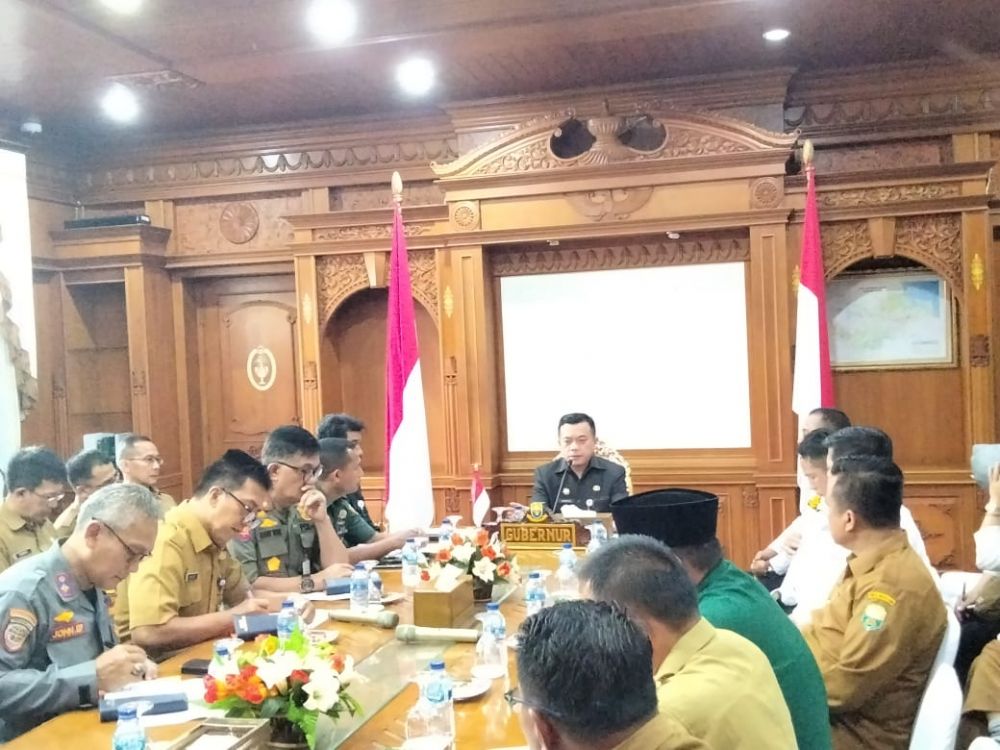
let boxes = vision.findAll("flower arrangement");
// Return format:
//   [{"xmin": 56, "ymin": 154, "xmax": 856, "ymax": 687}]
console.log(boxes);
[
  {"xmin": 424, "ymin": 527, "xmax": 519, "ymax": 586},
  {"xmin": 202, "ymin": 628, "xmax": 360, "ymax": 749}
]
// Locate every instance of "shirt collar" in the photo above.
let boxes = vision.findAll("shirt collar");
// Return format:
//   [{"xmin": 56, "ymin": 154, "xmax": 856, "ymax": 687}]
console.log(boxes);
[
  {"xmin": 0, "ymin": 501, "xmax": 28, "ymax": 531},
  {"xmin": 556, "ymin": 456, "xmax": 604, "ymax": 474},
  {"xmin": 846, "ymin": 529, "xmax": 909, "ymax": 578},
  {"xmin": 172, "ymin": 503, "xmax": 216, "ymax": 554},
  {"xmin": 656, "ymin": 617, "xmax": 716, "ymax": 682},
  {"xmin": 696, "ymin": 558, "xmax": 728, "ymax": 592}
]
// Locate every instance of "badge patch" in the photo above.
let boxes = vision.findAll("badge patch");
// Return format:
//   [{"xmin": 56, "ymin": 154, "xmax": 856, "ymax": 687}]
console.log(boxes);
[
  {"xmin": 562, "ymin": 487, "xmax": 571, "ymax": 496},
  {"xmin": 3, "ymin": 609, "xmax": 35, "ymax": 652},
  {"xmin": 50, "ymin": 620, "xmax": 86, "ymax": 642},
  {"xmin": 592, "ymin": 485, "xmax": 601, "ymax": 492},
  {"xmin": 185, "ymin": 571, "xmax": 199, "ymax": 582},
  {"xmin": 53, "ymin": 610, "xmax": 74, "ymax": 624},
  {"xmin": 54, "ymin": 571, "xmax": 79, "ymax": 602},
  {"xmin": 260, "ymin": 518, "xmax": 277, "ymax": 529},
  {"xmin": 867, "ymin": 591, "xmax": 896, "ymax": 607},
  {"xmin": 861, "ymin": 603, "xmax": 888, "ymax": 632},
  {"xmin": 267, "ymin": 556, "xmax": 281, "ymax": 572},
  {"xmin": 338, "ymin": 510, "xmax": 347, "ymax": 520}
]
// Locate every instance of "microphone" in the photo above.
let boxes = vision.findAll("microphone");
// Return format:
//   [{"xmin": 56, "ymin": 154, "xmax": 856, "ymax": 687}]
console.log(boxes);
[
  {"xmin": 553, "ymin": 457, "xmax": 572, "ymax": 513},
  {"xmin": 328, "ymin": 609, "xmax": 399, "ymax": 628},
  {"xmin": 395, "ymin": 624, "xmax": 481, "ymax": 643}
]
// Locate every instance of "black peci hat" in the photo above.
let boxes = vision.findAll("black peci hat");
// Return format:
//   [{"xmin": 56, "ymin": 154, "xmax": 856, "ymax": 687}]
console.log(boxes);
[{"xmin": 611, "ymin": 488, "xmax": 719, "ymax": 547}]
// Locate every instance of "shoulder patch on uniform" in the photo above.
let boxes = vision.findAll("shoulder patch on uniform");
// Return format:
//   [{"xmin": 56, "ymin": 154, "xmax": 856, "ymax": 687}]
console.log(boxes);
[
  {"xmin": 867, "ymin": 591, "xmax": 896, "ymax": 607},
  {"xmin": 3, "ymin": 609, "xmax": 36, "ymax": 652},
  {"xmin": 54, "ymin": 571, "xmax": 79, "ymax": 601},
  {"xmin": 861, "ymin": 603, "xmax": 888, "ymax": 632}
]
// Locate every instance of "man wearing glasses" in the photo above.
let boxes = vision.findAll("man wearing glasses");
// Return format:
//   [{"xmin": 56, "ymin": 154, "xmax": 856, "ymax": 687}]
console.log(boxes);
[
  {"xmin": 0, "ymin": 447, "xmax": 68, "ymax": 573},
  {"xmin": 114, "ymin": 450, "xmax": 276, "ymax": 653},
  {"xmin": 511, "ymin": 600, "xmax": 708, "ymax": 750},
  {"xmin": 117, "ymin": 434, "xmax": 176, "ymax": 513},
  {"xmin": 0, "ymin": 482, "xmax": 162, "ymax": 740},
  {"xmin": 230, "ymin": 426, "xmax": 351, "ymax": 595},
  {"xmin": 53, "ymin": 449, "xmax": 120, "ymax": 539}
]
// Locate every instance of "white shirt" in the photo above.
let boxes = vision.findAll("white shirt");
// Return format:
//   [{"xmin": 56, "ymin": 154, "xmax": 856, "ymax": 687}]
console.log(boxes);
[{"xmin": 975, "ymin": 526, "xmax": 1000, "ymax": 573}]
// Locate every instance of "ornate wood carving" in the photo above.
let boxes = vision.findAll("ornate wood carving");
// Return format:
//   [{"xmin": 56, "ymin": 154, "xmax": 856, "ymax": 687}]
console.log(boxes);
[
  {"xmin": 742, "ymin": 486, "xmax": 760, "ymax": 509},
  {"xmin": 822, "ymin": 221, "xmax": 873, "ymax": 278},
  {"xmin": 894, "ymin": 214, "xmax": 963, "ymax": 294},
  {"xmin": 450, "ymin": 200, "xmax": 481, "ymax": 230},
  {"xmin": 402, "ymin": 250, "xmax": 439, "ymax": 325},
  {"xmin": 303, "ymin": 361, "xmax": 318, "ymax": 391},
  {"xmin": 566, "ymin": 187, "xmax": 653, "ymax": 221},
  {"xmin": 749, "ymin": 177, "xmax": 783, "ymax": 209},
  {"xmin": 490, "ymin": 235, "xmax": 750, "ymax": 277},
  {"xmin": 970, "ymin": 334, "xmax": 991, "ymax": 367},
  {"xmin": 812, "ymin": 141, "xmax": 950, "ymax": 173},
  {"xmin": 131, "ymin": 369, "xmax": 147, "ymax": 397},
  {"xmin": 313, "ymin": 223, "xmax": 431, "ymax": 241},
  {"xmin": 818, "ymin": 183, "xmax": 960, "ymax": 208},
  {"xmin": 317, "ymin": 254, "xmax": 369, "ymax": 325},
  {"xmin": 218, "ymin": 202, "xmax": 260, "ymax": 244},
  {"xmin": 444, "ymin": 488, "xmax": 461, "ymax": 514},
  {"xmin": 175, "ymin": 192, "xmax": 300, "ymax": 254},
  {"xmin": 332, "ymin": 182, "xmax": 445, "ymax": 210}
]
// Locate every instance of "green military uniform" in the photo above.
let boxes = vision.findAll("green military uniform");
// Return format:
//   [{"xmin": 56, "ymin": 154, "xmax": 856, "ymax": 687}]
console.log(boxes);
[
  {"xmin": 115, "ymin": 503, "xmax": 245, "ymax": 642},
  {"xmin": 345, "ymin": 490, "xmax": 378, "ymax": 530},
  {"xmin": 698, "ymin": 558, "xmax": 832, "ymax": 750},
  {"xmin": 0, "ymin": 502, "xmax": 56, "ymax": 574},
  {"xmin": 655, "ymin": 617, "xmax": 796, "ymax": 749},
  {"xmin": 327, "ymin": 495, "xmax": 377, "ymax": 548},
  {"xmin": 610, "ymin": 713, "xmax": 710, "ymax": 750},
  {"xmin": 802, "ymin": 530, "xmax": 946, "ymax": 750},
  {"xmin": 0, "ymin": 543, "xmax": 116, "ymax": 740},
  {"xmin": 229, "ymin": 506, "xmax": 320, "ymax": 582}
]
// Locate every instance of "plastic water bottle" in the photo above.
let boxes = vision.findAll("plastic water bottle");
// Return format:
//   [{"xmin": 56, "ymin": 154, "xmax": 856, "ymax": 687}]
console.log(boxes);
[
  {"xmin": 525, "ymin": 571, "xmax": 545, "ymax": 616},
  {"xmin": 112, "ymin": 703, "xmax": 147, "ymax": 750},
  {"xmin": 276, "ymin": 600, "xmax": 297, "ymax": 646},
  {"xmin": 208, "ymin": 642, "xmax": 232, "ymax": 680},
  {"xmin": 368, "ymin": 569, "xmax": 383, "ymax": 607},
  {"xmin": 424, "ymin": 660, "xmax": 455, "ymax": 741},
  {"xmin": 474, "ymin": 603, "xmax": 508, "ymax": 679},
  {"xmin": 401, "ymin": 538, "xmax": 421, "ymax": 588},
  {"xmin": 350, "ymin": 564, "xmax": 370, "ymax": 611},
  {"xmin": 586, "ymin": 522, "xmax": 609, "ymax": 555},
  {"xmin": 554, "ymin": 543, "xmax": 578, "ymax": 600},
  {"xmin": 439, "ymin": 517, "xmax": 454, "ymax": 538}
]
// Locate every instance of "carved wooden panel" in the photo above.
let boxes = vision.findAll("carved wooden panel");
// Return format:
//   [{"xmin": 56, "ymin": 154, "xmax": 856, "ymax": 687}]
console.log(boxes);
[
  {"xmin": 174, "ymin": 191, "xmax": 302, "ymax": 254},
  {"xmin": 818, "ymin": 183, "xmax": 960, "ymax": 209},
  {"xmin": 331, "ymin": 182, "xmax": 444, "ymax": 210},
  {"xmin": 894, "ymin": 214, "xmax": 963, "ymax": 294},
  {"xmin": 905, "ymin": 493, "xmax": 966, "ymax": 570},
  {"xmin": 822, "ymin": 221, "xmax": 874, "ymax": 278},
  {"xmin": 316, "ymin": 254, "xmax": 369, "ymax": 326},
  {"xmin": 811, "ymin": 140, "xmax": 952, "ymax": 173}
]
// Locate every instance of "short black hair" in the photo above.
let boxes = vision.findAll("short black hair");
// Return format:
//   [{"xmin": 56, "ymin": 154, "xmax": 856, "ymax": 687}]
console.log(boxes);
[
  {"xmin": 558, "ymin": 412, "xmax": 595, "ymax": 435},
  {"xmin": 116, "ymin": 433, "xmax": 155, "ymax": 462},
  {"xmin": 829, "ymin": 454, "xmax": 903, "ymax": 528},
  {"xmin": 316, "ymin": 413, "xmax": 366, "ymax": 440},
  {"xmin": 825, "ymin": 426, "xmax": 893, "ymax": 462},
  {"xmin": 798, "ymin": 428, "xmax": 832, "ymax": 462},
  {"xmin": 808, "ymin": 408, "xmax": 851, "ymax": 432},
  {"xmin": 66, "ymin": 449, "xmax": 115, "ymax": 487},
  {"xmin": 6, "ymin": 446, "xmax": 68, "ymax": 493},
  {"xmin": 194, "ymin": 449, "xmax": 271, "ymax": 497},
  {"xmin": 517, "ymin": 600, "xmax": 656, "ymax": 743},
  {"xmin": 318, "ymin": 438, "xmax": 354, "ymax": 474},
  {"xmin": 577, "ymin": 535, "xmax": 699, "ymax": 628},
  {"xmin": 673, "ymin": 537, "xmax": 724, "ymax": 575},
  {"xmin": 262, "ymin": 425, "xmax": 320, "ymax": 464}
]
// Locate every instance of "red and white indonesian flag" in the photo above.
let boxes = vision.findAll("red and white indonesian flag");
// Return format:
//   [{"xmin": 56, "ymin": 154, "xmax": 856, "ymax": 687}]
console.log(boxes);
[
  {"xmin": 792, "ymin": 153, "xmax": 835, "ymax": 418},
  {"xmin": 472, "ymin": 465, "xmax": 491, "ymax": 526},
  {"xmin": 384, "ymin": 173, "xmax": 435, "ymax": 532}
]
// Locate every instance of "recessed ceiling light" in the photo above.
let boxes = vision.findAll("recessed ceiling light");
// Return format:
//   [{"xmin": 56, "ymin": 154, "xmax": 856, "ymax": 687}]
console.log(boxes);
[
  {"xmin": 20, "ymin": 119, "xmax": 42, "ymax": 135},
  {"xmin": 100, "ymin": 0, "xmax": 143, "ymax": 13},
  {"xmin": 101, "ymin": 83, "xmax": 140, "ymax": 123},
  {"xmin": 666, "ymin": 231, "xmax": 681, "ymax": 240},
  {"xmin": 396, "ymin": 57, "xmax": 435, "ymax": 97},
  {"xmin": 306, "ymin": 0, "xmax": 358, "ymax": 44},
  {"xmin": 763, "ymin": 28, "xmax": 790, "ymax": 42}
]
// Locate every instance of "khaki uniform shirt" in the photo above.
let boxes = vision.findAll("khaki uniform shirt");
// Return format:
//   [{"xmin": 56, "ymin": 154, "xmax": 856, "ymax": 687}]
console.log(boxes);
[
  {"xmin": 228, "ymin": 506, "xmax": 320, "ymax": 582},
  {"xmin": 114, "ymin": 503, "xmax": 244, "ymax": 641},
  {"xmin": 0, "ymin": 543, "xmax": 116, "ymax": 740},
  {"xmin": 802, "ymin": 531, "xmax": 946, "ymax": 750},
  {"xmin": 55, "ymin": 489, "xmax": 175, "ymax": 542},
  {"xmin": 655, "ymin": 618, "xmax": 796, "ymax": 749},
  {"xmin": 0, "ymin": 503, "xmax": 56, "ymax": 574},
  {"xmin": 611, "ymin": 713, "xmax": 712, "ymax": 750},
  {"xmin": 965, "ymin": 639, "xmax": 1000, "ymax": 715}
]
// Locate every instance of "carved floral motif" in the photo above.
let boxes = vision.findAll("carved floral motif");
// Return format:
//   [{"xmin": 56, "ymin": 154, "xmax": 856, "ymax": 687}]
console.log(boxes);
[
  {"xmin": 749, "ymin": 177, "xmax": 783, "ymax": 209},
  {"xmin": 399, "ymin": 250, "xmax": 439, "ymax": 324},
  {"xmin": 812, "ymin": 141, "xmax": 950, "ymax": 173},
  {"xmin": 970, "ymin": 335, "xmax": 991, "ymax": 368},
  {"xmin": 818, "ymin": 184, "xmax": 960, "ymax": 208},
  {"xmin": 822, "ymin": 221, "xmax": 874, "ymax": 278},
  {"xmin": 450, "ymin": 201, "xmax": 481, "ymax": 230},
  {"xmin": 566, "ymin": 187, "xmax": 653, "ymax": 221},
  {"xmin": 313, "ymin": 223, "xmax": 431, "ymax": 241},
  {"xmin": 218, "ymin": 202, "xmax": 260, "ymax": 244},
  {"xmin": 175, "ymin": 192, "xmax": 300, "ymax": 254},
  {"xmin": 894, "ymin": 214, "xmax": 963, "ymax": 294},
  {"xmin": 317, "ymin": 254, "xmax": 369, "ymax": 325},
  {"xmin": 332, "ymin": 182, "xmax": 444, "ymax": 210}
]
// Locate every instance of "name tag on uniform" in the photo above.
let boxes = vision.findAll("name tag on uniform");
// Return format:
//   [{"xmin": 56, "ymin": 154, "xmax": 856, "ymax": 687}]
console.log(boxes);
[
  {"xmin": 51, "ymin": 616, "xmax": 86, "ymax": 642},
  {"xmin": 185, "ymin": 571, "xmax": 199, "ymax": 582},
  {"xmin": 13, "ymin": 550, "xmax": 31, "ymax": 560}
]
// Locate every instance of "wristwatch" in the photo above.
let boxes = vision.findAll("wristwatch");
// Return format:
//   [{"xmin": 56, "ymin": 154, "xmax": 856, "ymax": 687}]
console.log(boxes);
[{"xmin": 300, "ymin": 575, "xmax": 316, "ymax": 593}]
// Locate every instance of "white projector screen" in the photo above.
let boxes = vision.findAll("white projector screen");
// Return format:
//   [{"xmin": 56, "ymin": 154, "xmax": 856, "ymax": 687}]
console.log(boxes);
[{"xmin": 500, "ymin": 263, "xmax": 752, "ymax": 451}]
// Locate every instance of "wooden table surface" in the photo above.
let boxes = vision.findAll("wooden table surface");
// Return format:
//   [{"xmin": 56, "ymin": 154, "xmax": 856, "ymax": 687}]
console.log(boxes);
[{"xmin": 7, "ymin": 551, "xmax": 556, "ymax": 749}]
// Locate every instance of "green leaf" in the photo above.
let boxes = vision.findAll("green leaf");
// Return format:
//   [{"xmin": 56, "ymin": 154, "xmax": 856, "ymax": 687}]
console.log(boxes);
[
  {"xmin": 260, "ymin": 697, "xmax": 286, "ymax": 719},
  {"xmin": 284, "ymin": 626, "xmax": 309, "ymax": 657}
]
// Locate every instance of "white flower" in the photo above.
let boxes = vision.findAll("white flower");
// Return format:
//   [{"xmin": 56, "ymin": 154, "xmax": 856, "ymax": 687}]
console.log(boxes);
[
  {"xmin": 472, "ymin": 556, "xmax": 497, "ymax": 583},
  {"xmin": 450, "ymin": 544, "xmax": 474, "ymax": 565},
  {"xmin": 303, "ymin": 670, "xmax": 342, "ymax": 713},
  {"xmin": 255, "ymin": 652, "xmax": 302, "ymax": 689}
]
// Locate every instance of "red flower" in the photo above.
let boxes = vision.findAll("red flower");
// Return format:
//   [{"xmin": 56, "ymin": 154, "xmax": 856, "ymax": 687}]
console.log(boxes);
[
  {"xmin": 420, "ymin": 569, "xmax": 431, "ymax": 582},
  {"xmin": 203, "ymin": 675, "xmax": 219, "ymax": 703},
  {"xmin": 482, "ymin": 545, "xmax": 497, "ymax": 560},
  {"xmin": 240, "ymin": 664, "xmax": 258, "ymax": 680},
  {"xmin": 289, "ymin": 669, "xmax": 310, "ymax": 686},
  {"xmin": 475, "ymin": 529, "xmax": 489, "ymax": 547},
  {"xmin": 451, "ymin": 533, "xmax": 464, "ymax": 546},
  {"xmin": 436, "ymin": 548, "xmax": 452, "ymax": 563},
  {"xmin": 497, "ymin": 562, "xmax": 511, "ymax": 578},
  {"xmin": 331, "ymin": 653, "xmax": 346, "ymax": 673}
]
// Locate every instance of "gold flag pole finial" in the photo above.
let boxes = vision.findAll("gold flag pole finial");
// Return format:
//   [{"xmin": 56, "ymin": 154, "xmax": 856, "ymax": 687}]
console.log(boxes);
[
  {"xmin": 391, "ymin": 171, "xmax": 403, "ymax": 205},
  {"xmin": 803, "ymin": 139, "xmax": 815, "ymax": 167}
]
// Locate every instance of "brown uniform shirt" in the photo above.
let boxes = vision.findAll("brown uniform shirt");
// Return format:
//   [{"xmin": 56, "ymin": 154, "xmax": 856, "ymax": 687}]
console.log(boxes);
[
  {"xmin": 802, "ymin": 530, "xmax": 945, "ymax": 750},
  {"xmin": 611, "ymin": 713, "xmax": 712, "ymax": 750},
  {"xmin": 0, "ymin": 503, "xmax": 56, "ymax": 574},
  {"xmin": 114, "ymin": 502, "xmax": 244, "ymax": 642}
]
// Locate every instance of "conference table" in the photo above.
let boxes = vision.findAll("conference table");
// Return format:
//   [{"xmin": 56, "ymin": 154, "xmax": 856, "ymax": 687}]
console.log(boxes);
[{"xmin": 7, "ymin": 550, "xmax": 556, "ymax": 750}]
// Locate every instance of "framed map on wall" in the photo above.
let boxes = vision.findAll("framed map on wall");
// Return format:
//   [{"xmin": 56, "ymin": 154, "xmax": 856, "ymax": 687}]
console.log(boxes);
[{"xmin": 827, "ymin": 271, "xmax": 955, "ymax": 369}]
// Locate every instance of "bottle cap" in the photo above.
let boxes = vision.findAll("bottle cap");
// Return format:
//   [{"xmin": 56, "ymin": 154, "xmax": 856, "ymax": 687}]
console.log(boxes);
[
  {"xmin": 486, "ymin": 602, "xmax": 499, "ymax": 611},
  {"xmin": 117, "ymin": 703, "xmax": 138, "ymax": 719},
  {"xmin": 430, "ymin": 659, "xmax": 445, "ymax": 670},
  {"xmin": 354, "ymin": 564, "xmax": 365, "ymax": 570},
  {"xmin": 406, "ymin": 538, "xmax": 415, "ymax": 543},
  {"xmin": 281, "ymin": 599, "xmax": 293, "ymax": 608},
  {"xmin": 562, "ymin": 542, "xmax": 572, "ymax": 549},
  {"xmin": 529, "ymin": 571, "xmax": 541, "ymax": 578}
]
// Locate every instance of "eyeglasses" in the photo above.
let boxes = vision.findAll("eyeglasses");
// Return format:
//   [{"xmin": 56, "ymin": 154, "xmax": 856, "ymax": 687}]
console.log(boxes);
[
  {"xmin": 274, "ymin": 460, "xmax": 322, "ymax": 482},
  {"xmin": 503, "ymin": 688, "xmax": 564, "ymax": 719},
  {"xmin": 222, "ymin": 488, "xmax": 262, "ymax": 529},
  {"xmin": 33, "ymin": 489, "xmax": 66, "ymax": 505},
  {"xmin": 127, "ymin": 455, "xmax": 163, "ymax": 466},
  {"xmin": 97, "ymin": 519, "xmax": 150, "ymax": 564}
]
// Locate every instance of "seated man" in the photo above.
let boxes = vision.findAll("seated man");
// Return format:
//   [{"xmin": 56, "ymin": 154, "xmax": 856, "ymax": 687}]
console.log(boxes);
[
  {"xmin": 515, "ymin": 600, "xmax": 708, "ymax": 750},
  {"xmin": 752, "ymin": 407, "xmax": 851, "ymax": 583},
  {"xmin": 531, "ymin": 412, "xmax": 627, "ymax": 513},
  {"xmin": 614, "ymin": 488, "xmax": 831, "ymax": 750},
  {"xmin": 0, "ymin": 446, "xmax": 68, "ymax": 573},
  {"xmin": 0, "ymin": 483, "xmax": 161, "ymax": 740},
  {"xmin": 116, "ymin": 450, "xmax": 280, "ymax": 654},
  {"xmin": 230, "ymin": 426, "xmax": 351, "ymax": 594},
  {"xmin": 53, "ymin": 449, "xmax": 119, "ymax": 539},
  {"xmin": 117, "ymin": 433, "xmax": 176, "ymax": 512},
  {"xmin": 802, "ymin": 455, "xmax": 945, "ymax": 750},
  {"xmin": 579, "ymin": 535, "xmax": 796, "ymax": 749},
  {"xmin": 317, "ymin": 412, "xmax": 378, "ymax": 529},
  {"xmin": 317, "ymin": 438, "xmax": 417, "ymax": 564},
  {"xmin": 960, "ymin": 639, "xmax": 1000, "ymax": 747}
]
